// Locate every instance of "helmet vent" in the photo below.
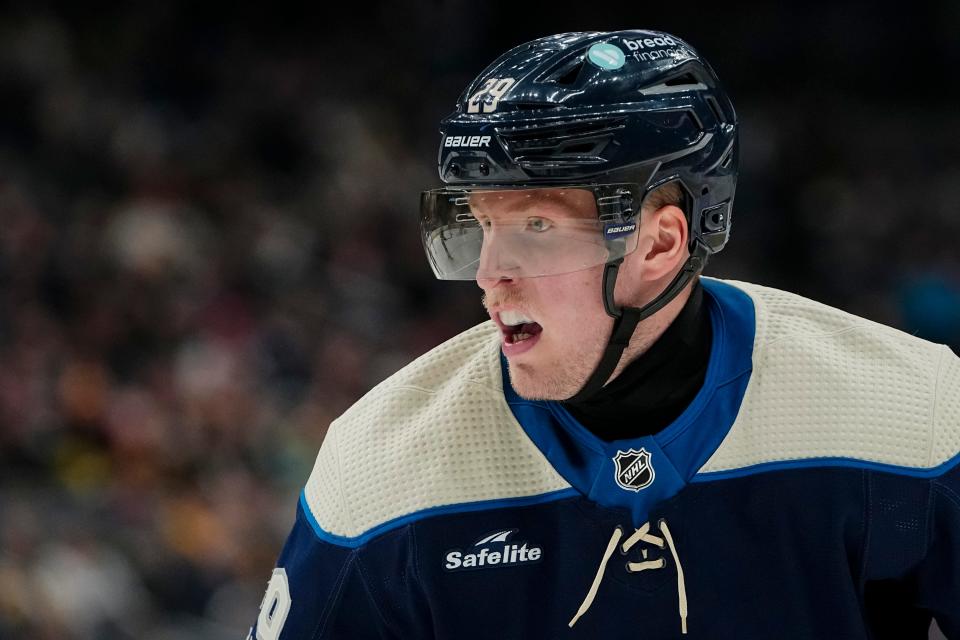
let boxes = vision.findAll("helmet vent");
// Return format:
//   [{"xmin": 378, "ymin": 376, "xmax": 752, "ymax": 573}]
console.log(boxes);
[
  {"xmin": 720, "ymin": 146, "xmax": 734, "ymax": 169},
  {"xmin": 705, "ymin": 95, "xmax": 726, "ymax": 125},
  {"xmin": 709, "ymin": 138, "xmax": 735, "ymax": 172},
  {"xmin": 665, "ymin": 73, "xmax": 701, "ymax": 87},
  {"xmin": 540, "ymin": 54, "xmax": 587, "ymax": 86},
  {"xmin": 560, "ymin": 142, "xmax": 598, "ymax": 154},
  {"xmin": 498, "ymin": 117, "xmax": 626, "ymax": 143},
  {"xmin": 496, "ymin": 117, "xmax": 626, "ymax": 174},
  {"xmin": 555, "ymin": 57, "xmax": 586, "ymax": 85},
  {"xmin": 640, "ymin": 72, "xmax": 708, "ymax": 95}
]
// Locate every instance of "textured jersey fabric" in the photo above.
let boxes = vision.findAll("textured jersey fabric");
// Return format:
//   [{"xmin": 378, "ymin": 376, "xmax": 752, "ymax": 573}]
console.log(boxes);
[{"xmin": 248, "ymin": 278, "xmax": 960, "ymax": 639}]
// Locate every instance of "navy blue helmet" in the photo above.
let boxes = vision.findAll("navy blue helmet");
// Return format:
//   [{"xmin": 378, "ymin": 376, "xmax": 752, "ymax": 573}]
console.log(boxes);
[
  {"xmin": 422, "ymin": 30, "xmax": 738, "ymax": 272},
  {"xmin": 420, "ymin": 30, "xmax": 739, "ymax": 399}
]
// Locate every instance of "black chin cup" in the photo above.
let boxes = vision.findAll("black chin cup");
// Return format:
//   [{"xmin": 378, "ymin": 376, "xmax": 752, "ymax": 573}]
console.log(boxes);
[{"xmin": 568, "ymin": 243, "xmax": 708, "ymax": 403}]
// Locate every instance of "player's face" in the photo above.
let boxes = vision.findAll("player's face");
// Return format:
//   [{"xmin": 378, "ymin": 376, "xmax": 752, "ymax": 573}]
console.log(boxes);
[{"xmin": 475, "ymin": 188, "xmax": 617, "ymax": 400}]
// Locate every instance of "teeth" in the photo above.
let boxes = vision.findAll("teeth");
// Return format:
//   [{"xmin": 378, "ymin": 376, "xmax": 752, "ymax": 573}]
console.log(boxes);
[{"xmin": 500, "ymin": 310, "xmax": 534, "ymax": 327}]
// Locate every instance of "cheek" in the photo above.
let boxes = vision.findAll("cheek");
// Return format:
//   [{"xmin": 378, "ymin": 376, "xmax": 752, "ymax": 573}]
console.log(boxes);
[{"xmin": 537, "ymin": 272, "xmax": 610, "ymax": 336}]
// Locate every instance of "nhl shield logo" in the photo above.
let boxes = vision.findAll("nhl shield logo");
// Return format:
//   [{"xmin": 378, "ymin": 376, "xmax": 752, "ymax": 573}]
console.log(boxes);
[{"xmin": 613, "ymin": 448, "xmax": 655, "ymax": 492}]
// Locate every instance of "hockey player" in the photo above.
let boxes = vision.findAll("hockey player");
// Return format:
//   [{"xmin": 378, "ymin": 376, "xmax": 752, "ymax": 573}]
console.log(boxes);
[{"xmin": 249, "ymin": 30, "xmax": 960, "ymax": 639}]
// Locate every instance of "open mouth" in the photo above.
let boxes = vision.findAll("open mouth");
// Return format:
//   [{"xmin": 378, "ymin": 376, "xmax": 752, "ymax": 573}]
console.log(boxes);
[{"xmin": 498, "ymin": 310, "xmax": 543, "ymax": 344}]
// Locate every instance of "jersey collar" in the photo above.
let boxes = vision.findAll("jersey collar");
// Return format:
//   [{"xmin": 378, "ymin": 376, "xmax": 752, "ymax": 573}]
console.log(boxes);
[{"xmin": 502, "ymin": 278, "xmax": 756, "ymax": 526}]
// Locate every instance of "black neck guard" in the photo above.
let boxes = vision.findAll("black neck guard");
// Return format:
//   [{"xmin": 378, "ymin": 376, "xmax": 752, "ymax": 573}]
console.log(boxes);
[
  {"xmin": 562, "ymin": 280, "xmax": 711, "ymax": 440},
  {"xmin": 567, "ymin": 243, "xmax": 709, "ymax": 404}
]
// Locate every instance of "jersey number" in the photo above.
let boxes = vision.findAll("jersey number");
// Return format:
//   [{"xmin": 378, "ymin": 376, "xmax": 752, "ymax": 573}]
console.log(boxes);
[
  {"xmin": 254, "ymin": 569, "xmax": 291, "ymax": 640},
  {"xmin": 466, "ymin": 77, "xmax": 515, "ymax": 113}
]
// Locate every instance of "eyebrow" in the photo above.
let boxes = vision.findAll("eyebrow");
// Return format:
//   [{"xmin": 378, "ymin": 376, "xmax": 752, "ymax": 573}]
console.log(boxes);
[{"xmin": 470, "ymin": 191, "xmax": 588, "ymax": 219}]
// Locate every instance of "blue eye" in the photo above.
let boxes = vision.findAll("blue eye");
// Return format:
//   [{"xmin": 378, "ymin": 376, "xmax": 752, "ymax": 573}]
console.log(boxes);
[{"xmin": 527, "ymin": 217, "xmax": 552, "ymax": 232}]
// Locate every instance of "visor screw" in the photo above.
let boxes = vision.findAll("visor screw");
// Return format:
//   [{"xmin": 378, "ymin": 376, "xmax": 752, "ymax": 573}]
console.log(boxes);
[{"xmin": 479, "ymin": 162, "xmax": 490, "ymax": 176}]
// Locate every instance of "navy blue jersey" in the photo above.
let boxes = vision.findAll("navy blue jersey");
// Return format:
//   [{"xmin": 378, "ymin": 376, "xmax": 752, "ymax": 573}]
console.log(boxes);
[{"xmin": 248, "ymin": 279, "xmax": 960, "ymax": 639}]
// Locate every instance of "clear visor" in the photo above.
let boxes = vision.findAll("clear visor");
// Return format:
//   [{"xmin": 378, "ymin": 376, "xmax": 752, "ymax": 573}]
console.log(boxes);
[{"xmin": 420, "ymin": 186, "xmax": 640, "ymax": 280}]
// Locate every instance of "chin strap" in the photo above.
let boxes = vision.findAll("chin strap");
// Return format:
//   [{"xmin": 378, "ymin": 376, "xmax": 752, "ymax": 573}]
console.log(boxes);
[{"xmin": 567, "ymin": 244, "xmax": 708, "ymax": 403}]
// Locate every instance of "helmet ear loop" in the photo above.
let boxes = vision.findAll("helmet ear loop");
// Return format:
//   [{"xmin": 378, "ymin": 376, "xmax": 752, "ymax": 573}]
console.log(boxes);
[
  {"xmin": 636, "ymin": 243, "xmax": 709, "ymax": 323},
  {"xmin": 602, "ymin": 241, "xmax": 625, "ymax": 319},
  {"xmin": 567, "ymin": 241, "xmax": 709, "ymax": 402},
  {"xmin": 569, "ymin": 257, "xmax": 639, "ymax": 402}
]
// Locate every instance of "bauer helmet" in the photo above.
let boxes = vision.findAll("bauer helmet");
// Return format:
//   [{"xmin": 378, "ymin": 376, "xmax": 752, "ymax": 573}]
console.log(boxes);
[{"xmin": 419, "ymin": 30, "xmax": 738, "ymax": 399}]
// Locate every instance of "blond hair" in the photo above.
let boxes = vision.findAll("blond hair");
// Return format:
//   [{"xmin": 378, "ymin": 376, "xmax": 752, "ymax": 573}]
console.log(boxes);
[{"xmin": 642, "ymin": 181, "xmax": 685, "ymax": 215}]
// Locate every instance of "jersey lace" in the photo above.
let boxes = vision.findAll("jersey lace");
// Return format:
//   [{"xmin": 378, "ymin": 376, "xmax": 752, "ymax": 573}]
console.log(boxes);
[{"xmin": 569, "ymin": 520, "xmax": 688, "ymax": 634}]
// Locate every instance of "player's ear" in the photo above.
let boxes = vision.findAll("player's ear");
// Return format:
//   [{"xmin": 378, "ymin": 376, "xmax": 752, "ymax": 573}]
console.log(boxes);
[{"xmin": 632, "ymin": 204, "xmax": 689, "ymax": 282}]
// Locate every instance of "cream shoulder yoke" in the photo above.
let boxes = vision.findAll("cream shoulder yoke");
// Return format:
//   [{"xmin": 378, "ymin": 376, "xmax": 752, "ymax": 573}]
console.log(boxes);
[
  {"xmin": 302, "ymin": 279, "xmax": 960, "ymax": 539},
  {"xmin": 302, "ymin": 320, "xmax": 570, "ymax": 539},
  {"xmin": 700, "ymin": 279, "xmax": 960, "ymax": 475}
]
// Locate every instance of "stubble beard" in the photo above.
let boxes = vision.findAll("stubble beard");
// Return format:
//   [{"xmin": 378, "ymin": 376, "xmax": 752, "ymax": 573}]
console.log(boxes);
[
  {"xmin": 483, "ymin": 290, "xmax": 609, "ymax": 401},
  {"xmin": 506, "ymin": 343, "xmax": 604, "ymax": 401}
]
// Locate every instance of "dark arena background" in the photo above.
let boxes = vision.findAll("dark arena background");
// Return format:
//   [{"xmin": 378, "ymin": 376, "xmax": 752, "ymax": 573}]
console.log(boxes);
[{"xmin": 0, "ymin": 2, "xmax": 957, "ymax": 638}]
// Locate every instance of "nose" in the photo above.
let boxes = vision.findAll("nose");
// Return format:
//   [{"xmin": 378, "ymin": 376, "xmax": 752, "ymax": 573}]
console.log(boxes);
[{"xmin": 475, "ymin": 231, "xmax": 520, "ymax": 290}]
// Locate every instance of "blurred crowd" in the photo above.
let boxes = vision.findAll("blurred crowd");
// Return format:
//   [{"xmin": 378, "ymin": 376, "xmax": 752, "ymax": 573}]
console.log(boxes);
[{"xmin": 0, "ymin": 5, "xmax": 958, "ymax": 639}]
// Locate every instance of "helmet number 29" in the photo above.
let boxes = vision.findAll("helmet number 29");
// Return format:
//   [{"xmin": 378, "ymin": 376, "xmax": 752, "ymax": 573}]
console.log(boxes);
[{"xmin": 467, "ymin": 78, "xmax": 515, "ymax": 113}]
